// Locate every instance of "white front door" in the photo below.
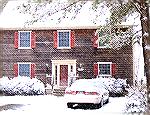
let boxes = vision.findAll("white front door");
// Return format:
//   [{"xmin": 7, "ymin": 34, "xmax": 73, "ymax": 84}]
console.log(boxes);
[{"xmin": 51, "ymin": 60, "xmax": 76, "ymax": 87}]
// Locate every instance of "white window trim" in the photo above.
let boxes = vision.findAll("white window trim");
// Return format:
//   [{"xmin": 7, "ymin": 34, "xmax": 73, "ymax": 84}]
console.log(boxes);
[
  {"xmin": 97, "ymin": 62, "xmax": 112, "ymax": 77},
  {"xmin": 57, "ymin": 30, "xmax": 71, "ymax": 49},
  {"xmin": 18, "ymin": 31, "xmax": 32, "ymax": 49},
  {"xmin": 17, "ymin": 62, "xmax": 31, "ymax": 77}
]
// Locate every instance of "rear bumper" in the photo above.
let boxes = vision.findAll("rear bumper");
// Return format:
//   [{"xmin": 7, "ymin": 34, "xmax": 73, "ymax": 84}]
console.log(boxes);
[{"xmin": 64, "ymin": 94, "xmax": 102, "ymax": 104}]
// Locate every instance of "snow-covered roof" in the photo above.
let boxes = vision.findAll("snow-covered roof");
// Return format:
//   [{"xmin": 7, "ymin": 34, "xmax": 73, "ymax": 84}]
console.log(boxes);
[{"xmin": 0, "ymin": 0, "xmax": 111, "ymax": 30}]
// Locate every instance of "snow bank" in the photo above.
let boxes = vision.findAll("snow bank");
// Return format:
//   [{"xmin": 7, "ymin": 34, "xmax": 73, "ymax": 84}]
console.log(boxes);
[
  {"xmin": 125, "ymin": 87, "xmax": 147, "ymax": 113},
  {"xmin": 0, "ymin": 76, "xmax": 45, "ymax": 96}
]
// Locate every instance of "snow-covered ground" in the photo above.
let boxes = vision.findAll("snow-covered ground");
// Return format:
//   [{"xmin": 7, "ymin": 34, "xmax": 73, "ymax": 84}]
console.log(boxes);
[{"xmin": 0, "ymin": 95, "xmax": 127, "ymax": 115}]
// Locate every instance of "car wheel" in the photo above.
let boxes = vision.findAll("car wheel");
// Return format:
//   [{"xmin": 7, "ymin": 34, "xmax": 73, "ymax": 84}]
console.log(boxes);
[
  {"xmin": 100, "ymin": 98, "xmax": 104, "ymax": 107},
  {"xmin": 94, "ymin": 103, "xmax": 100, "ymax": 109},
  {"xmin": 67, "ymin": 103, "xmax": 73, "ymax": 108},
  {"xmin": 105, "ymin": 98, "xmax": 109, "ymax": 104}
]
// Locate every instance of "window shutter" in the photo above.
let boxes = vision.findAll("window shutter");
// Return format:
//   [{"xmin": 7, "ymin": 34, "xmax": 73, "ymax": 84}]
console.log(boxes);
[
  {"xmin": 14, "ymin": 32, "xmax": 18, "ymax": 48},
  {"xmin": 93, "ymin": 32, "xmax": 98, "ymax": 48},
  {"xmin": 13, "ymin": 63, "xmax": 18, "ymax": 77},
  {"xmin": 70, "ymin": 31, "xmax": 75, "ymax": 48},
  {"xmin": 53, "ymin": 31, "xmax": 58, "ymax": 48},
  {"xmin": 31, "ymin": 63, "xmax": 35, "ymax": 79},
  {"xmin": 93, "ymin": 63, "xmax": 98, "ymax": 77},
  {"xmin": 31, "ymin": 31, "xmax": 36, "ymax": 48},
  {"xmin": 112, "ymin": 63, "xmax": 116, "ymax": 76}
]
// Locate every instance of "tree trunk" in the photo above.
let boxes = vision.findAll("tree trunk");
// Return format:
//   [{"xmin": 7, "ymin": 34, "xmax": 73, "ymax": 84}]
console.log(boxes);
[{"xmin": 140, "ymin": 0, "xmax": 150, "ymax": 113}]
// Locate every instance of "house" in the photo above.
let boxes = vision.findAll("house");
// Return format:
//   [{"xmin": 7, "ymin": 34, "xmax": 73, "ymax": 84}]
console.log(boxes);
[{"xmin": 0, "ymin": 1, "xmax": 133, "ymax": 89}]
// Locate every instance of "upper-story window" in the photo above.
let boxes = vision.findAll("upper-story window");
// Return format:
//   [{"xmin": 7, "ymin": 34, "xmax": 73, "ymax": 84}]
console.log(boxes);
[
  {"xmin": 53, "ymin": 30, "xmax": 75, "ymax": 49},
  {"xmin": 19, "ymin": 31, "xmax": 31, "ymax": 48},
  {"xmin": 58, "ymin": 31, "xmax": 70, "ymax": 48},
  {"xmin": 93, "ymin": 28, "xmax": 111, "ymax": 48},
  {"xmin": 14, "ymin": 31, "xmax": 36, "ymax": 49},
  {"xmin": 98, "ymin": 31, "xmax": 111, "ymax": 48}
]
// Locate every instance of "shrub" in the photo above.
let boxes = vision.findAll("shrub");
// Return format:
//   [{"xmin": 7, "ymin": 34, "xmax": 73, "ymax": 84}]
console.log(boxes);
[
  {"xmin": 95, "ymin": 77, "xmax": 127, "ymax": 97},
  {"xmin": 0, "ymin": 76, "xmax": 45, "ymax": 96}
]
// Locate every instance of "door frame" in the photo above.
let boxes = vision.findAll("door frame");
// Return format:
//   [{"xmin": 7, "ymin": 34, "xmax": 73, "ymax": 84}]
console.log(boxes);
[{"xmin": 51, "ymin": 60, "xmax": 76, "ymax": 87}]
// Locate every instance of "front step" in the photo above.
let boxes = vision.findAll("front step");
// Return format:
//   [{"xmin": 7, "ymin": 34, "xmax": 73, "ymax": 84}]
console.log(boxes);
[
  {"xmin": 45, "ymin": 87, "xmax": 66, "ymax": 96},
  {"xmin": 53, "ymin": 88, "xmax": 66, "ymax": 96}
]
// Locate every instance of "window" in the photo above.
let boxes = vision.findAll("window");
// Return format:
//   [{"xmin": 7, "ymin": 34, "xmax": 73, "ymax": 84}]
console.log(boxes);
[
  {"xmin": 14, "ymin": 31, "xmax": 36, "ymax": 49},
  {"xmin": 98, "ymin": 30, "xmax": 111, "ymax": 48},
  {"xmin": 19, "ymin": 31, "xmax": 31, "ymax": 48},
  {"xmin": 58, "ymin": 31, "xmax": 70, "ymax": 48},
  {"xmin": 19, "ymin": 63, "xmax": 30, "ymax": 77},
  {"xmin": 13, "ymin": 63, "xmax": 35, "ymax": 78},
  {"xmin": 99, "ymin": 63, "xmax": 111, "ymax": 75},
  {"xmin": 93, "ymin": 62, "xmax": 116, "ymax": 77},
  {"xmin": 53, "ymin": 30, "xmax": 75, "ymax": 49},
  {"xmin": 58, "ymin": 31, "xmax": 70, "ymax": 47}
]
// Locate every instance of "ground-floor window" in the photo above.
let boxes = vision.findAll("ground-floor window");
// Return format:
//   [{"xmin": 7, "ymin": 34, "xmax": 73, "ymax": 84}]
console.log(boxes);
[
  {"xmin": 94, "ymin": 62, "xmax": 116, "ymax": 77},
  {"xmin": 19, "ymin": 63, "xmax": 30, "ymax": 77},
  {"xmin": 14, "ymin": 62, "xmax": 35, "ymax": 78},
  {"xmin": 99, "ymin": 63, "xmax": 111, "ymax": 75}
]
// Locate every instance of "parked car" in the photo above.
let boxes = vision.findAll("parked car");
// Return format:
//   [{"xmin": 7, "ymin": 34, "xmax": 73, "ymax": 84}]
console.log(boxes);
[{"xmin": 64, "ymin": 79, "xmax": 109, "ymax": 109}]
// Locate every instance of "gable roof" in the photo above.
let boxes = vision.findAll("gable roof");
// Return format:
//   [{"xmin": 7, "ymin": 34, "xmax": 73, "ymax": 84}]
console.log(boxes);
[{"xmin": 0, "ymin": 0, "xmax": 111, "ymax": 30}]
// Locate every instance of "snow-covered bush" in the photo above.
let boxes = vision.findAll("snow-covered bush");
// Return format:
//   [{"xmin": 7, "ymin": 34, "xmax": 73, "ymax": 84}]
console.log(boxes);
[
  {"xmin": 0, "ymin": 76, "xmax": 45, "ymax": 96},
  {"xmin": 125, "ymin": 87, "xmax": 147, "ymax": 113},
  {"xmin": 95, "ymin": 77, "xmax": 127, "ymax": 97}
]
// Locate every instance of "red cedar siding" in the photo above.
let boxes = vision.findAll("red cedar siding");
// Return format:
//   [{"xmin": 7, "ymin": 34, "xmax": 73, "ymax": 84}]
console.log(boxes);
[
  {"xmin": 70, "ymin": 31, "xmax": 75, "ymax": 48},
  {"xmin": 31, "ymin": 31, "xmax": 36, "ymax": 48},
  {"xmin": 112, "ymin": 63, "xmax": 117, "ymax": 76},
  {"xmin": 53, "ymin": 31, "xmax": 58, "ymax": 48},
  {"xmin": 14, "ymin": 32, "xmax": 18, "ymax": 48},
  {"xmin": 93, "ymin": 63, "xmax": 98, "ymax": 76},
  {"xmin": 31, "ymin": 63, "xmax": 35, "ymax": 79},
  {"xmin": 13, "ymin": 63, "xmax": 18, "ymax": 77},
  {"xmin": 93, "ymin": 32, "xmax": 98, "ymax": 48}
]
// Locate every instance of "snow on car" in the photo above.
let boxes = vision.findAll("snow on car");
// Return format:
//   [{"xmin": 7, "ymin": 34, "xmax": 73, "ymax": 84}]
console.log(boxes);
[{"xmin": 64, "ymin": 79, "xmax": 109, "ymax": 109}]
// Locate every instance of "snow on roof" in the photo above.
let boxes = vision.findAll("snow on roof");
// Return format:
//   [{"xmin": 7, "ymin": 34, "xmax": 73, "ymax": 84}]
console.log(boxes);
[{"xmin": 0, "ymin": 0, "xmax": 111, "ymax": 29}]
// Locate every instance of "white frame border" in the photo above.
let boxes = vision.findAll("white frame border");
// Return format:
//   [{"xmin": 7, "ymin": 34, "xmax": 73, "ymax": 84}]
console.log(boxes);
[
  {"xmin": 18, "ymin": 31, "xmax": 32, "ymax": 49},
  {"xmin": 57, "ymin": 30, "xmax": 71, "ymax": 49}
]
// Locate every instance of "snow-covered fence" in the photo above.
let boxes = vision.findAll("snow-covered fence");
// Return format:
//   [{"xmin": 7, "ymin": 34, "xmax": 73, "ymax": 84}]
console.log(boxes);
[{"xmin": 0, "ymin": 76, "xmax": 45, "ymax": 96}]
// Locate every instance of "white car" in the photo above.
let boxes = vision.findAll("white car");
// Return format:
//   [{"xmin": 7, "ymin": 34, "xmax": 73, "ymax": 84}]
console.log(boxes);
[{"xmin": 64, "ymin": 79, "xmax": 109, "ymax": 109}]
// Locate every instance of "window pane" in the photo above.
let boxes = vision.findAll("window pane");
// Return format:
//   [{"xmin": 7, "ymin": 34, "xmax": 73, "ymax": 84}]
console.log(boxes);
[
  {"xmin": 19, "ymin": 64, "xmax": 30, "ymax": 77},
  {"xmin": 20, "ymin": 32, "xmax": 30, "ymax": 47},
  {"xmin": 58, "ymin": 32, "xmax": 69, "ymax": 47},
  {"xmin": 99, "ymin": 64, "xmax": 110, "ymax": 75}
]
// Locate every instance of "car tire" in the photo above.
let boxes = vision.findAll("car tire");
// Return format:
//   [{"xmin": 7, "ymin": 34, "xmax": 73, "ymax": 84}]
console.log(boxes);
[
  {"xmin": 94, "ymin": 103, "xmax": 100, "ymax": 109},
  {"xmin": 100, "ymin": 98, "xmax": 104, "ymax": 107},
  {"xmin": 67, "ymin": 103, "xmax": 73, "ymax": 108},
  {"xmin": 105, "ymin": 98, "xmax": 109, "ymax": 104}
]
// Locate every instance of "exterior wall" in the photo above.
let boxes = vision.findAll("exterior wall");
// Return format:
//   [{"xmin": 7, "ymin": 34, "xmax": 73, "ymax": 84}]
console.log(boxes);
[{"xmin": 1, "ymin": 29, "xmax": 133, "ymax": 85}]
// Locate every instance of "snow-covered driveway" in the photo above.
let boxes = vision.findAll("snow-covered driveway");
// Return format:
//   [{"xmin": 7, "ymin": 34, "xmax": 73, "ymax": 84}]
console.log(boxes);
[{"xmin": 0, "ymin": 95, "xmax": 127, "ymax": 115}]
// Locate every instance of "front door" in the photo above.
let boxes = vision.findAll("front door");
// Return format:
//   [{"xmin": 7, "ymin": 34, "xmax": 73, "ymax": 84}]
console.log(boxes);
[{"xmin": 60, "ymin": 65, "xmax": 68, "ymax": 86}]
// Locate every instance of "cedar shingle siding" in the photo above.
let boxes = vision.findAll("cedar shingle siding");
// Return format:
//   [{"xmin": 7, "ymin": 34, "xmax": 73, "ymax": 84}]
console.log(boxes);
[{"xmin": 1, "ymin": 29, "xmax": 133, "ymax": 85}]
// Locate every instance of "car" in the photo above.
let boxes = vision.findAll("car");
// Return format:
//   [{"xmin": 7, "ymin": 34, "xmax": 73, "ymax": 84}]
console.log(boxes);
[{"xmin": 64, "ymin": 79, "xmax": 109, "ymax": 109}]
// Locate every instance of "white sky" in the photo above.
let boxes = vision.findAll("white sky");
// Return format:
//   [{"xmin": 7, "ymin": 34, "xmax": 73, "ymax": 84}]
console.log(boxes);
[{"xmin": 0, "ymin": 1, "xmax": 111, "ymax": 28}]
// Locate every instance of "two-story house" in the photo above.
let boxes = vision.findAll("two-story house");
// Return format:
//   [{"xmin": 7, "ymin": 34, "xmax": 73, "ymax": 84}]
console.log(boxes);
[{"xmin": 0, "ymin": 1, "xmax": 133, "ymax": 89}]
